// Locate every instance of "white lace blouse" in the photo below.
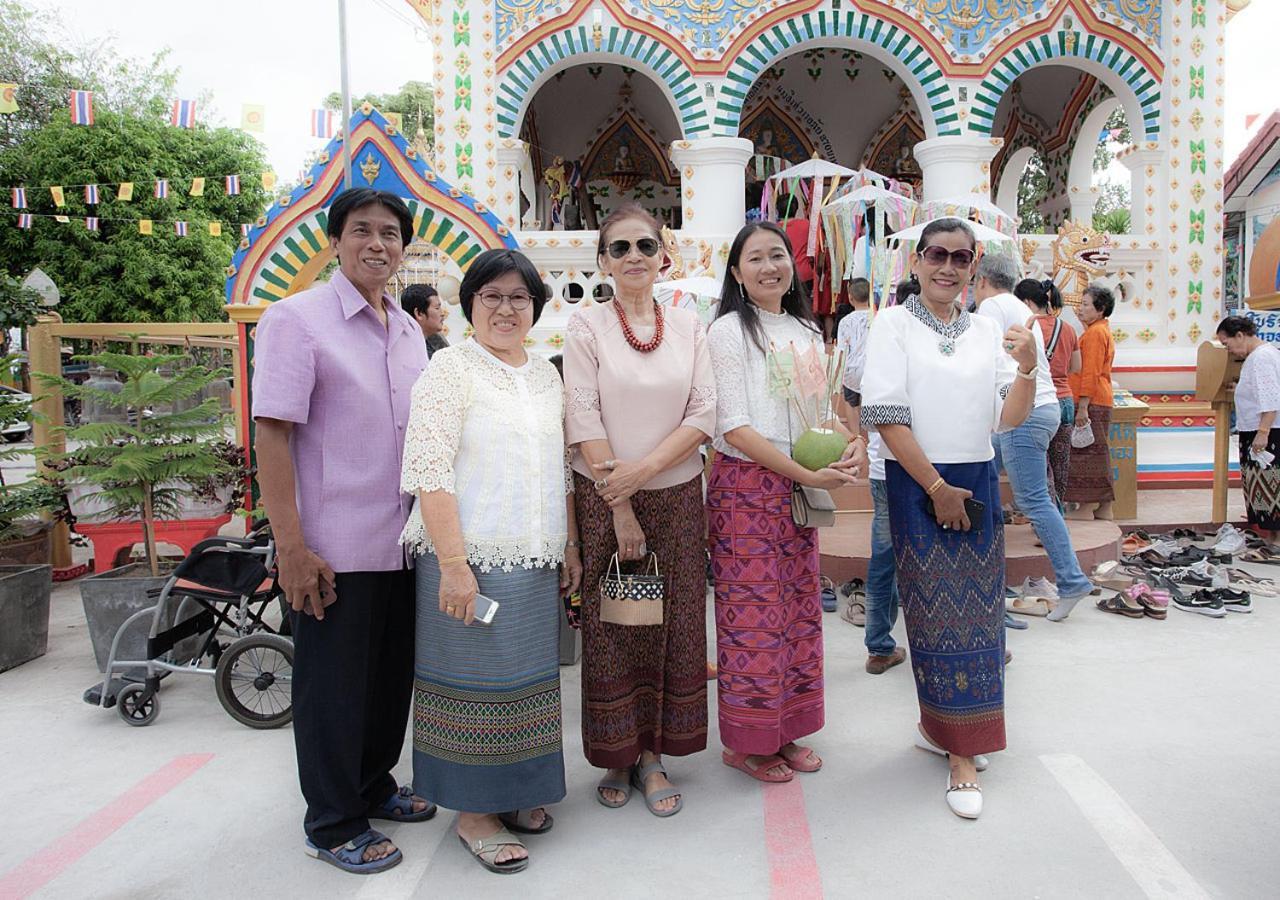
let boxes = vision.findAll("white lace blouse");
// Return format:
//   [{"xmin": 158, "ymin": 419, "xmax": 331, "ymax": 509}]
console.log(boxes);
[
  {"xmin": 1235, "ymin": 342, "xmax": 1280, "ymax": 432},
  {"xmin": 707, "ymin": 308, "xmax": 826, "ymax": 460},
  {"xmin": 399, "ymin": 340, "xmax": 569, "ymax": 571}
]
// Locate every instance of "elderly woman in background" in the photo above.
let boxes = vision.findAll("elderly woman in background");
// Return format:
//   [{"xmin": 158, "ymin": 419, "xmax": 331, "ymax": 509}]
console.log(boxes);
[
  {"xmin": 400, "ymin": 249, "xmax": 581, "ymax": 874},
  {"xmin": 1216, "ymin": 315, "xmax": 1280, "ymax": 540},
  {"xmin": 564, "ymin": 203, "xmax": 716, "ymax": 818},
  {"xmin": 708, "ymin": 221, "xmax": 866, "ymax": 784},
  {"xmin": 1065, "ymin": 285, "xmax": 1117, "ymax": 520},
  {"xmin": 861, "ymin": 218, "xmax": 1038, "ymax": 820}
]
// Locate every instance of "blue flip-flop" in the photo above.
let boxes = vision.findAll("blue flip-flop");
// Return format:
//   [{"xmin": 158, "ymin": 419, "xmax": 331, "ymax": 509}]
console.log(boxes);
[
  {"xmin": 370, "ymin": 784, "xmax": 437, "ymax": 823},
  {"xmin": 305, "ymin": 828, "xmax": 402, "ymax": 874},
  {"xmin": 820, "ymin": 576, "xmax": 838, "ymax": 613}
]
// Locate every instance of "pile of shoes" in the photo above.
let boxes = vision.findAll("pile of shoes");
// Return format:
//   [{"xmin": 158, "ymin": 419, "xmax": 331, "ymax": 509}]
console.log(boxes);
[
  {"xmin": 1007, "ymin": 577, "xmax": 1058, "ymax": 618},
  {"xmin": 1092, "ymin": 524, "xmax": 1278, "ymax": 619},
  {"xmin": 837, "ymin": 578, "xmax": 866, "ymax": 626}
]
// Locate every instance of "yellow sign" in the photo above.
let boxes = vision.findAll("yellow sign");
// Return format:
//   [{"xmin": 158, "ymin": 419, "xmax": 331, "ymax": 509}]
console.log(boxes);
[
  {"xmin": 208, "ymin": 222, "xmax": 222, "ymax": 236},
  {"xmin": 117, "ymin": 182, "xmax": 134, "ymax": 201},
  {"xmin": 189, "ymin": 177, "xmax": 205, "ymax": 197},
  {"xmin": 261, "ymin": 171, "xmax": 276, "ymax": 191},
  {"xmin": 138, "ymin": 219, "xmax": 153, "ymax": 235},
  {"xmin": 241, "ymin": 103, "xmax": 265, "ymax": 133},
  {"xmin": 50, "ymin": 186, "xmax": 65, "ymax": 207}
]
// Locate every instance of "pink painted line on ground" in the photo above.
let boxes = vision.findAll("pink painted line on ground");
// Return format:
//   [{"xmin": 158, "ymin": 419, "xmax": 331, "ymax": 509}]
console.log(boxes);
[
  {"xmin": 0, "ymin": 753, "xmax": 214, "ymax": 900},
  {"xmin": 762, "ymin": 779, "xmax": 824, "ymax": 900}
]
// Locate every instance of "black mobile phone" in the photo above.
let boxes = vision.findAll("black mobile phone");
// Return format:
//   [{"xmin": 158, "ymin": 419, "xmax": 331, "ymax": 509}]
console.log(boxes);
[{"xmin": 926, "ymin": 497, "xmax": 986, "ymax": 531}]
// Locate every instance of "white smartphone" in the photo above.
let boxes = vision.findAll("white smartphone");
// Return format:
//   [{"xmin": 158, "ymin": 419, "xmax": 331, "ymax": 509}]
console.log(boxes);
[{"xmin": 472, "ymin": 593, "xmax": 499, "ymax": 625}]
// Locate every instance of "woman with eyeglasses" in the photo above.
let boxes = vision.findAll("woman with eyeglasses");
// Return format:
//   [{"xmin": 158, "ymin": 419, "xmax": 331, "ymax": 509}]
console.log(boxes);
[
  {"xmin": 400, "ymin": 248, "xmax": 582, "ymax": 874},
  {"xmin": 707, "ymin": 221, "xmax": 867, "ymax": 784},
  {"xmin": 861, "ymin": 218, "xmax": 1037, "ymax": 819},
  {"xmin": 563, "ymin": 203, "xmax": 717, "ymax": 817}
]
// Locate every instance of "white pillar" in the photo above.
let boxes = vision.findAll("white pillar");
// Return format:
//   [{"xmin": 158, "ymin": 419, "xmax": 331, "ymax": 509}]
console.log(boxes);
[
  {"xmin": 1067, "ymin": 184, "xmax": 1100, "ymax": 225},
  {"xmin": 668, "ymin": 137, "xmax": 753, "ymax": 236},
  {"xmin": 494, "ymin": 138, "xmax": 529, "ymax": 232},
  {"xmin": 1117, "ymin": 146, "xmax": 1167, "ymax": 238},
  {"xmin": 913, "ymin": 135, "xmax": 1004, "ymax": 203}
]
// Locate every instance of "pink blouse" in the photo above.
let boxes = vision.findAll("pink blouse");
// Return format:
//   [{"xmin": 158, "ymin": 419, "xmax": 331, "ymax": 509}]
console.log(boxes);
[{"xmin": 564, "ymin": 301, "xmax": 716, "ymax": 491}]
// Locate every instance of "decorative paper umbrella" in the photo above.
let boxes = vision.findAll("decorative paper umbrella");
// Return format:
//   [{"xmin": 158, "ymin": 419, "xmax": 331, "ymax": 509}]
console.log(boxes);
[
  {"xmin": 889, "ymin": 218, "xmax": 1015, "ymax": 246},
  {"xmin": 769, "ymin": 159, "xmax": 859, "ymax": 181},
  {"xmin": 653, "ymin": 275, "xmax": 721, "ymax": 325},
  {"xmin": 821, "ymin": 184, "xmax": 921, "ymax": 301},
  {"xmin": 923, "ymin": 193, "xmax": 1018, "ymax": 237}
]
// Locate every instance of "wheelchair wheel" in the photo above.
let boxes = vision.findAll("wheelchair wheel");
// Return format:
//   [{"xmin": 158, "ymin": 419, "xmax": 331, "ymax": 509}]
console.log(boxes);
[
  {"xmin": 117, "ymin": 683, "xmax": 160, "ymax": 727},
  {"xmin": 215, "ymin": 633, "xmax": 294, "ymax": 729}
]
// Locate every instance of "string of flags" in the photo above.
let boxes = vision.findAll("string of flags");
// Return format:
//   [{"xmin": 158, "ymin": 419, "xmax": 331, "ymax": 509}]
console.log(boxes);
[
  {"xmin": 8, "ymin": 207, "xmax": 255, "ymax": 238},
  {"xmin": 7, "ymin": 172, "xmax": 271, "ymax": 209},
  {"xmin": 0, "ymin": 83, "xmax": 405, "ymax": 138}
]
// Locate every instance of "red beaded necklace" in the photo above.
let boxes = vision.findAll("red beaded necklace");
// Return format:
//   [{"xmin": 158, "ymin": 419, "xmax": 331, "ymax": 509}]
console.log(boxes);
[{"xmin": 612, "ymin": 299, "xmax": 664, "ymax": 353}]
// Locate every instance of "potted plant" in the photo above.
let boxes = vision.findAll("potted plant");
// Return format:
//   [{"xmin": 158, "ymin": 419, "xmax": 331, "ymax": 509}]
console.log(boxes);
[{"xmin": 40, "ymin": 350, "xmax": 237, "ymax": 673}]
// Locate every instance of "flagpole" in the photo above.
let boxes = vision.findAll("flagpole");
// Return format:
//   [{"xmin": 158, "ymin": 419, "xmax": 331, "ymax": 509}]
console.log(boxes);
[{"xmin": 337, "ymin": 0, "xmax": 354, "ymax": 190}]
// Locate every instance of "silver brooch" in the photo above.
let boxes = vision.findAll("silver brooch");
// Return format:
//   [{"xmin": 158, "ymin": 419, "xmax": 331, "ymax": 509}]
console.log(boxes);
[{"xmin": 938, "ymin": 338, "xmax": 956, "ymax": 356}]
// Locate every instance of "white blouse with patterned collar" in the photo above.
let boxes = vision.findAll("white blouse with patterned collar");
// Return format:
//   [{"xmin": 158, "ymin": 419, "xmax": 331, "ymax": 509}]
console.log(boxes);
[{"xmin": 399, "ymin": 339, "xmax": 570, "ymax": 572}]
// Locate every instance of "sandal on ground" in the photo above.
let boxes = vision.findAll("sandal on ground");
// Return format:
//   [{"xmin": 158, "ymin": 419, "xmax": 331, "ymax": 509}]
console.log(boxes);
[
  {"xmin": 1007, "ymin": 596, "xmax": 1049, "ymax": 617},
  {"xmin": 820, "ymin": 575, "xmax": 838, "ymax": 613},
  {"xmin": 778, "ymin": 743, "xmax": 822, "ymax": 773},
  {"xmin": 499, "ymin": 808, "xmax": 554, "ymax": 834},
  {"xmin": 945, "ymin": 770, "xmax": 983, "ymax": 819},
  {"xmin": 595, "ymin": 770, "xmax": 633, "ymax": 809},
  {"xmin": 459, "ymin": 827, "xmax": 528, "ymax": 875},
  {"xmin": 722, "ymin": 749, "xmax": 794, "ymax": 783},
  {"xmin": 913, "ymin": 729, "xmax": 989, "ymax": 771},
  {"xmin": 1227, "ymin": 569, "xmax": 1278, "ymax": 597},
  {"xmin": 630, "ymin": 761, "xmax": 683, "ymax": 818},
  {"xmin": 1096, "ymin": 588, "xmax": 1145, "ymax": 618},
  {"xmin": 305, "ymin": 828, "xmax": 402, "ymax": 874},
  {"xmin": 841, "ymin": 592, "xmax": 867, "ymax": 627},
  {"xmin": 1239, "ymin": 546, "xmax": 1280, "ymax": 566},
  {"xmin": 369, "ymin": 784, "xmax": 437, "ymax": 823}
]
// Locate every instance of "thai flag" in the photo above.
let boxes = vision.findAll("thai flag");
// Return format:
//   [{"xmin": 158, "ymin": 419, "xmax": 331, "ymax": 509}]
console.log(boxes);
[
  {"xmin": 170, "ymin": 99, "xmax": 197, "ymax": 128},
  {"xmin": 85, "ymin": 217, "xmax": 99, "ymax": 232},
  {"xmin": 10, "ymin": 187, "xmax": 24, "ymax": 208},
  {"xmin": 84, "ymin": 184, "xmax": 99, "ymax": 205},
  {"xmin": 174, "ymin": 220, "xmax": 188, "ymax": 237},
  {"xmin": 154, "ymin": 179, "xmax": 169, "ymax": 199},
  {"xmin": 69, "ymin": 90, "xmax": 94, "ymax": 125},
  {"xmin": 310, "ymin": 109, "xmax": 335, "ymax": 138},
  {"xmin": 225, "ymin": 175, "xmax": 241, "ymax": 196},
  {"xmin": 17, "ymin": 213, "xmax": 31, "ymax": 229}
]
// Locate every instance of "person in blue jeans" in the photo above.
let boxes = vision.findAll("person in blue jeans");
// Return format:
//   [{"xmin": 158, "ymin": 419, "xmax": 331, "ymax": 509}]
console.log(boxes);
[
  {"xmin": 974, "ymin": 255, "xmax": 1095, "ymax": 621},
  {"xmin": 864, "ymin": 435, "xmax": 904, "ymax": 672}
]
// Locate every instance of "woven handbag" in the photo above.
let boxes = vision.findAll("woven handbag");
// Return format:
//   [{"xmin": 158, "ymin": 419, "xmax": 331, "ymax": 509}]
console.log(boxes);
[
  {"xmin": 1070, "ymin": 421, "xmax": 1095, "ymax": 449},
  {"xmin": 599, "ymin": 552, "xmax": 664, "ymax": 626}
]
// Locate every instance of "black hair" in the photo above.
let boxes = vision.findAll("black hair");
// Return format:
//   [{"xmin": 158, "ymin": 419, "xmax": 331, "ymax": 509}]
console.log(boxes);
[
  {"xmin": 326, "ymin": 188, "xmax": 414, "ymax": 247},
  {"xmin": 1045, "ymin": 279, "xmax": 1063, "ymax": 311},
  {"xmin": 458, "ymin": 249, "xmax": 548, "ymax": 324},
  {"xmin": 833, "ymin": 302, "xmax": 854, "ymax": 329},
  {"xmin": 894, "ymin": 278, "xmax": 915, "ymax": 305},
  {"xmin": 547, "ymin": 353, "xmax": 564, "ymax": 378},
  {"xmin": 1014, "ymin": 278, "xmax": 1050, "ymax": 310},
  {"xmin": 716, "ymin": 221, "xmax": 820, "ymax": 354},
  {"xmin": 918, "ymin": 216, "xmax": 976, "ymax": 251},
  {"xmin": 1082, "ymin": 284, "xmax": 1115, "ymax": 318},
  {"xmin": 400, "ymin": 283, "xmax": 439, "ymax": 318},
  {"xmin": 1216, "ymin": 315, "xmax": 1257, "ymax": 338}
]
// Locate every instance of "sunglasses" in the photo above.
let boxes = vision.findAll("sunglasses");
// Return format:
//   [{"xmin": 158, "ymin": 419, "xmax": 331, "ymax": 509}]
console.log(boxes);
[
  {"xmin": 475, "ymin": 289, "xmax": 534, "ymax": 310},
  {"xmin": 918, "ymin": 245, "xmax": 976, "ymax": 267},
  {"xmin": 604, "ymin": 238, "xmax": 661, "ymax": 259}
]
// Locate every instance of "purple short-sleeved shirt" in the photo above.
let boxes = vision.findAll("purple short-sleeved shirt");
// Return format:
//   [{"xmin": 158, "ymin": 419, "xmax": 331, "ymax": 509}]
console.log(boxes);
[{"xmin": 251, "ymin": 269, "xmax": 428, "ymax": 572}]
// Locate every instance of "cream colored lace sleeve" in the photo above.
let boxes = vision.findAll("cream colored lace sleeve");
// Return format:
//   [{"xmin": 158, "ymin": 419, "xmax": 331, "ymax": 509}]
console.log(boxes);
[
  {"xmin": 708, "ymin": 316, "xmax": 751, "ymax": 437},
  {"xmin": 400, "ymin": 347, "xmax": 469, "ymax": 495}
]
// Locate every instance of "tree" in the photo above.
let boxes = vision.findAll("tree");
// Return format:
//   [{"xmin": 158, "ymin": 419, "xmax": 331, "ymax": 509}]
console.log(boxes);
[
  {"xmin": 1017, "ymin": 152, "xmax": 1049, "ymax": 234},
  {"xmin": 323, "ymin": 81, "xmax": 435, "ymax": 139},
  {"xmin": 0, "ymin": 4, "xmax": 270, "ymax": 322},
  {"xmin": 1092, "ymin": 107, "xmax": 1132, "ymax": 174}
]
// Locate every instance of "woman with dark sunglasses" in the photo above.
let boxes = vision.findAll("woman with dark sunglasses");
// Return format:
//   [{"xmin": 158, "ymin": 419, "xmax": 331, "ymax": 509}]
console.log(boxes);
[
  {"xmin": 861, "ymin": 218, "xmax": 1038, "ymax": 819},
  {"xmin": 563, "ymin": 203, "xmax": 717, "ymax": 817}
]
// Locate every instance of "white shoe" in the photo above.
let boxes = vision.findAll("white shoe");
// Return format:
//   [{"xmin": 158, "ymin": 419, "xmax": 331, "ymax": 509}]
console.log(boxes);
[
  {"xmin": 914, "ymin": 734, "xmax": 989, "ymax": 771},
  {"xmin": 1213, "ymin": 526, "xmax": 1247, "ymax": 555},
  {"xmin": 1019, "ymin": 576, "xmax": 1059, "ymax": 600},
  {"xmin": 946, "ymin": 770, "xmax": 983, "ymax": 819}
]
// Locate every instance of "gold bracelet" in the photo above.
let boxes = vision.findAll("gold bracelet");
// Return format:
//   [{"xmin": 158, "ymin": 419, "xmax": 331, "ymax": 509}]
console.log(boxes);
[
  {"xmin": 926, "ymin": 477, "xmax": 946, "ymax": 496},
  {"xmin": 438, "ymin": 554, "xmax": 469, "ymax": 567}
]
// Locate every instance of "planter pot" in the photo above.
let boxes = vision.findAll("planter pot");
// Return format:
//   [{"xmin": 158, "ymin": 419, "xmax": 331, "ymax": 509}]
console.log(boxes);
[
  {"xmin": 79, "ymin": 562, "xmax": 199, "ymax": 678},
  {"xmin": 0, "ymin": 522, "xmax": 53, "ymax": 567},
  {"xmin": 0, "ymin": 564, "xmax": 53, "ymax": 672}
]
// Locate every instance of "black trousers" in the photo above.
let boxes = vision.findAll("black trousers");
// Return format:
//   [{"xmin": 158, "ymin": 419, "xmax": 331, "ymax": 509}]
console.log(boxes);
[{"xmin": 290, "ymin": 569, "xmax": 415, "ymax": 848}]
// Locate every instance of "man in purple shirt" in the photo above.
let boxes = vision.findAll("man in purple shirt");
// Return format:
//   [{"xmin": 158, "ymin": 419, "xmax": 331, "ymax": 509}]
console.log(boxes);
[{"xmin": 253, "ymin": 188, "xmax": 434, "ymax": 874}]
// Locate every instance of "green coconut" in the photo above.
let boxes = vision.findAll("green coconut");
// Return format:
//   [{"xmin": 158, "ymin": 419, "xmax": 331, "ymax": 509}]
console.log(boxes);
[{"xmin": 792, "ymin": 427, "xmax": 848, "ymax": 471}]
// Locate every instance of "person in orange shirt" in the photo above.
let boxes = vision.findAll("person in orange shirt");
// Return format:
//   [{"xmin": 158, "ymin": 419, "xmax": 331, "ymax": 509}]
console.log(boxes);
[{"xmin": 1065, "ymin": 285, "xmax": 1117, "ymax": 520}]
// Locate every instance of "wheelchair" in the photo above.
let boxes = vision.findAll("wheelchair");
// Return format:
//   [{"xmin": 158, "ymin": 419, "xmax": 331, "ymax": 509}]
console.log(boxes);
[{"xmin": 83, "ymin": 523, "xmax": 294, "ymax": 729}]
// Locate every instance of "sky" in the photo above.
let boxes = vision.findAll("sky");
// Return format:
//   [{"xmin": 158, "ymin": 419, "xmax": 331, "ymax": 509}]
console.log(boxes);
[{"xmin": 43, "ymin": 0, "xmax": 1280, "ymax": 177}]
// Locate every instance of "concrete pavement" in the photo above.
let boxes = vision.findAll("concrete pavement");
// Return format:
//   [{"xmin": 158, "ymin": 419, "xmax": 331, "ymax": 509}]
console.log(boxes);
[{"xmin": 1, "ymin": 568, "xmax": 1277, "ymax": 899}]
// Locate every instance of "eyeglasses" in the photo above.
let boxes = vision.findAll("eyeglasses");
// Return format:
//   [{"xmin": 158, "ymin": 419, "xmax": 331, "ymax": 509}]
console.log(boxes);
[
  {"xmin": 604, "ymin": 238, "xmax": 661, "ymax": 259},
  {"xmin": 918, "ymin": 246, "xmax": 976, "ymax": 267},
  {"xmin": 475, "ymin": 289, "xmax": 534, "ymax": 310}
]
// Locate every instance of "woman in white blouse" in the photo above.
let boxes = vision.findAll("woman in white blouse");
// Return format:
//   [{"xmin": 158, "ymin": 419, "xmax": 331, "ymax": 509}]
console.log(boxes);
[
  {"xmin": 707, "ymin": 221, "xmax": 866, "ymax": 784},
  {"xmin": 399, "ymin": 249, "xmax": 582, "ymax": 875},
  {"xmin": 861, "ymin": 218, "xmax": 1037, "ymax": 820},
  {"xmin": 564, "ymin": 204, "xmax": 717, "ymax": 817}
]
